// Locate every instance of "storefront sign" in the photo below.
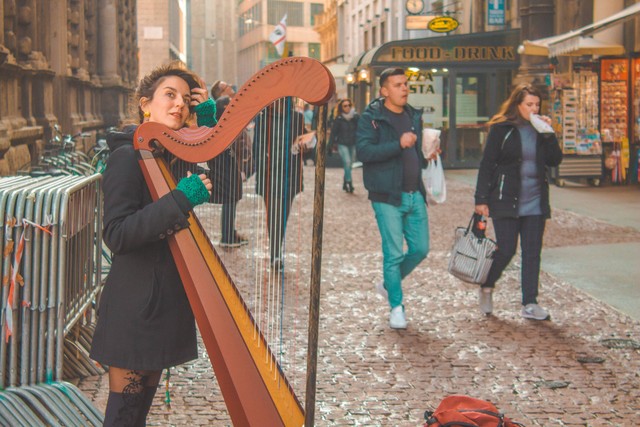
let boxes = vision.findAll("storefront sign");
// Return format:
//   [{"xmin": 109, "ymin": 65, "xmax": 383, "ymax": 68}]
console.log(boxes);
[
  {"xmin": 427, "ymin": 16, "xmax": 459, "ymax": 33},
  {"xmin": 488, "ymin": 0, "xmax": 505, "ymax": 26},
  {"xmin": 407, "ymin": 70, "xmax": 437, "ymax": 94},
  {"xmin": 388, "ymin": 45, "xmax": 516, "ymax": 62}
]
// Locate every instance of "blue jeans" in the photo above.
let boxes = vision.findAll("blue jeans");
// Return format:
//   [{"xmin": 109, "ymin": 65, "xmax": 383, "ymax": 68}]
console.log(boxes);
[
  {"xmin": 372, "ymin": 192, "xmax": 429, "ymax": 309},
  {"xmin": 337, "ymin": 145, "xmax": 356, "ymax": 183}
]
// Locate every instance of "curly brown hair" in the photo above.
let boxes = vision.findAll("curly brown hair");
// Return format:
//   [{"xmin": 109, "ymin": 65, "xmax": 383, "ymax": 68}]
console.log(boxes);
[{"xmin": 134, "ymin": 61, "xmax": 201, "ymax": 123}]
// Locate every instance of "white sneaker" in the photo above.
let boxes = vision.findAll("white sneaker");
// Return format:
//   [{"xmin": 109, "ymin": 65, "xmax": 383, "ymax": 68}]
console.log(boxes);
[
  {"xmin": 521, "ymin": 303, "xmax": 550, "ymax": 320},
  {"xmin": 376, "ymin": 280, "xmax": 388, "ymax": 299},
  {"xmin": 389, "ymin": 306, "xmax": 407, "ymax": 329},
  {"xmin": 479, "ymin": 288, "xmax": 493, "ymax": 315}
]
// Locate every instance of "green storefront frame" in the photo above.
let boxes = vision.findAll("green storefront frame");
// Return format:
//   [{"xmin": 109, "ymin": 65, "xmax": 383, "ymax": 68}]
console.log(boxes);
[{"xmin": 350, "ymin": 30, "xmax": 520, "ymax": 169}]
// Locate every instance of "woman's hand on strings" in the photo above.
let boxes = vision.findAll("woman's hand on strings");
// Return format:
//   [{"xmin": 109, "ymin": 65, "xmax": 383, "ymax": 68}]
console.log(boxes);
[{"xmin": 186, "ymin": 171, "xmax": 213, "ymax": 194}]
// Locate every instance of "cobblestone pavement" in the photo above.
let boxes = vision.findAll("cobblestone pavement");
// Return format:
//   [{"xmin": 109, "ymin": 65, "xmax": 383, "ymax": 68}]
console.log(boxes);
[{"xmin": 78, "ymin": 165, "xmax": 640, "ymax": 426}]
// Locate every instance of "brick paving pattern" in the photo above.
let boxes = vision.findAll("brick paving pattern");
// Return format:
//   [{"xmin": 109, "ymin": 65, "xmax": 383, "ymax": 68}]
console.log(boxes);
[{"xmin": 78, "ymin": 165, "xmax": 640, "ymax": 426}]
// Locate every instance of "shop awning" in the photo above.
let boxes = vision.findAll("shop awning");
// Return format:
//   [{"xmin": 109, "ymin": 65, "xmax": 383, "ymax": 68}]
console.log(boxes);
[
  {"xmin": 548, "ymin": 3, "xmax": 640, "ymax": 56},
  {"xmin": 346, "ymin": 51, "xmax": 367, "ymax": 74},
  {"xmin": 520, "ymin": 35, "xmax": 624, "ymax": 57},
  {"xmin": 326, "ymin": 63, "xmax": 349, "ymax": 80}
]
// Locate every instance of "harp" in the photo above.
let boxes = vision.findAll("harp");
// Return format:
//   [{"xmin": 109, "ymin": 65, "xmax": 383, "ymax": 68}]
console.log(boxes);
[{"xmin": 133, "ymin": 58, "xmax": 334, "ymax": 426}]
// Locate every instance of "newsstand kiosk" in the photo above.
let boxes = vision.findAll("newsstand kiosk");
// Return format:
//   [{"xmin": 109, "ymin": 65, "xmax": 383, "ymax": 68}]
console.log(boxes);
[{"xmin": 549, "ymin": 65, "xmax": 603, "ymax": 186}]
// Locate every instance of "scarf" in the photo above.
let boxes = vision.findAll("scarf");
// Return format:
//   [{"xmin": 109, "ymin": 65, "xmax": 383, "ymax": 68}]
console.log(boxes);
[{"xmin": 341, "ymin": 109, "xmax": 356, "ymax": 121}]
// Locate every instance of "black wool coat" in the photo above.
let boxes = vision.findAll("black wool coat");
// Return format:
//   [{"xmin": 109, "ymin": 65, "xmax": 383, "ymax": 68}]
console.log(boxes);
[
  {"xmin": 474, "ymin": 121, "xmax": 563, "ymax": 219},
  {"xmin": 90, "ymin": 128, "xmax": 198, "ymax": 371}
]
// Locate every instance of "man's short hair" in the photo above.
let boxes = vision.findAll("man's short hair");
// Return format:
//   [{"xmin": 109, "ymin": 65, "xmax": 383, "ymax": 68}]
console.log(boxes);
[
  {"xmin": 210, "ymin": 80, "xmax": 224, "ymax": 99},
  {"xmin": 379, "ymin": 68, "xmax": 406, "ymax": 88}
]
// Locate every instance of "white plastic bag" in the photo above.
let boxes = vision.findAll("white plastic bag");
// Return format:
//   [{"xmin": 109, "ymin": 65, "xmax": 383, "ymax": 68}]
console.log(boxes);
[{"xmin": 422, "ymin": 154, "xmax": 446, "ymax": 204}]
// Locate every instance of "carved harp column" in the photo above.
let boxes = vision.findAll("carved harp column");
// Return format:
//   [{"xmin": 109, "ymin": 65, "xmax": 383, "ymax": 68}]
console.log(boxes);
[{"xmin": 134, "ymin": 58, "xmax": 335, "ymax": 426}]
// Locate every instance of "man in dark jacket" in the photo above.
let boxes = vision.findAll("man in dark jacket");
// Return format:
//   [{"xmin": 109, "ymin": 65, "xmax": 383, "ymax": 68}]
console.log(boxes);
[{"xmin": 356, "ymin": 67, "xmax": 430, "ymax": 329}]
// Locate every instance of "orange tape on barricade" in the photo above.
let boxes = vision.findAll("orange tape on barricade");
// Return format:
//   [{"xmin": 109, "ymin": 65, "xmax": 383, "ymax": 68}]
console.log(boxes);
[{"xmin": 4, "ymin": 219, "xmax": 51, "ymax": 342}]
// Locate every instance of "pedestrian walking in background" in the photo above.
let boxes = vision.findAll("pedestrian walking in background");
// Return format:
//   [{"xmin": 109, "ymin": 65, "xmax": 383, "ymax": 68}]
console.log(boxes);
[
  {"xmin": 253, "ymin": 98, "xmax": 307, "ymax": 271},
  {"xmin": 209, "ymin": 81, "xmax": 252, "ymax": 247},
  {"xmin": 303, "ymin": 104, "xmax": 315, "ymax": 132},
  {"xmin": 302, "ymin": 103, "xmax": 317, "ymax": 166},
  {"xmin": 356, "ymin": 67, "xmax": 432, "ymax": 329},
  {"xmin": 330, "ymin": 98, "xmax": 359, "ymax": 193},
  {"xmin": 208, "ymin": 95, "xmax": 248, "ymax": 247},
  {"xmin": 474, "ymin": 83, "xmax": 563, "ymax": 319},
  {"xmin": 90, "ymin": 62, "xmax": 214, "ymax": 425}
]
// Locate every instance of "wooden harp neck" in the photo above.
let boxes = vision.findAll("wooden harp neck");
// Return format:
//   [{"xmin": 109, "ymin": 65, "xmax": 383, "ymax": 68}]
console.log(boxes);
[{"xmin": 134, "ymin": 57, "xmax": 335, "ymax": 163}]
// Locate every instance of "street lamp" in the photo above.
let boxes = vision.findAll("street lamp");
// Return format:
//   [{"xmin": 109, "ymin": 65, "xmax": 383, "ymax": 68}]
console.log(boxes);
[{"xmin": 358, "ymin": 68, "xmax": 369, "ymax": 83}]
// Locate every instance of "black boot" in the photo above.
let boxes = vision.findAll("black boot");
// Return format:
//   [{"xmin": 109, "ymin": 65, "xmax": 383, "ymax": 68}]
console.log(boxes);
[
  {"xmin": 134, "ymin": 386, "xmax": 158, "ymax": 426},
  {"xmin": 104, "ymin": 391, "xmax": 145, "ymax": 426},
  {"xmin": 342, "ymin": 181, "xmax": 348, "ymax": 192},
  {"xmin": 347, "ymin": 181, "xmax": 354, "ymax": 193}
]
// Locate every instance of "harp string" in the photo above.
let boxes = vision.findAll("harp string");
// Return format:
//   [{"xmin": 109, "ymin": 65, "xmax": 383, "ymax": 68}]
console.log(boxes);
[{"xmin": 169, "ymin": 96, "xmax": 309, "ymax": 396}]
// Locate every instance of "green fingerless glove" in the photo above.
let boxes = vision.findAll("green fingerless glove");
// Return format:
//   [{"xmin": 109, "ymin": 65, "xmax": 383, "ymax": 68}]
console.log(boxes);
[
  {"xmin": 195, "ymin": 98, "xmax": 217, "ymax": 127},
  {"xmin": 176, "ymin": 174, "xmax": 210, "ymax": 207}
]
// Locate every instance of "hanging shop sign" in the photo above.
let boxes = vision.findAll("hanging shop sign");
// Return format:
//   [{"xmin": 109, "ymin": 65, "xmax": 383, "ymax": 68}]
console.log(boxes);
[
  {"xmin": 428, "ymin": 16, "xmax": 459, "ymax": 33},
  {"xmin": 387, "ymin": 45, "xmax": 515, "ymax": 62},
  {"xmin": 366, "ymin": 30, "xmax": 519, "ymax": 66}
]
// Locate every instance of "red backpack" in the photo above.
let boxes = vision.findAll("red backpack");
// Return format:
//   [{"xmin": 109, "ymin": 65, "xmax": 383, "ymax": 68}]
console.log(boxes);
[{"xmin": 424, "ymin": 395, "xmax": 525, "ymax": 427}]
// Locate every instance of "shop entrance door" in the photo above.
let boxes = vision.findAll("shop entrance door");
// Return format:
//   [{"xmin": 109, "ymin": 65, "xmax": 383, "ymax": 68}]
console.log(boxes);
[{"xmin": 447, "ymin": 72, "xmax": 495, "ymax": 168}]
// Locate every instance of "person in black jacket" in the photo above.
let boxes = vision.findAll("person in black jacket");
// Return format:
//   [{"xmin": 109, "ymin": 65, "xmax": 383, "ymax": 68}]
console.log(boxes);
[
  {"xmin": 474, "ymin": 83, "xmax": 563, "ymax": 320},
  {"xmin": 330, "ymin": 98, "xmax": 359, "ymax": 193},
  {"xmin": 208, "ymin": 95, "xmax": 248, "ymax": 247},
  {"xmin": 253, "ymin": 98, "xmax": 306, "ymax": 270},
  {"xmin": 90, "ymin": 62, "xmax": 214, "ymax": 426},
  {"xmin": 356, "ymin": 68, "xmax": 433, "ymax": 330}
]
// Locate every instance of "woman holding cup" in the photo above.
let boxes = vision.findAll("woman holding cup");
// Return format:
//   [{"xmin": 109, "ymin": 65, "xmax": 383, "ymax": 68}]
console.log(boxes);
[{"xmin": 474, "ymin": 83, "xmax": 563, "ymax": 319}]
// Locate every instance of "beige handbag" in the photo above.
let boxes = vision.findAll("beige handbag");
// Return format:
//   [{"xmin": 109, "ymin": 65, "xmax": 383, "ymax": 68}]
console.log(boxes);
[{"xmin": 447, "ymin": 215, "xmax": 497, "ymax": 285}]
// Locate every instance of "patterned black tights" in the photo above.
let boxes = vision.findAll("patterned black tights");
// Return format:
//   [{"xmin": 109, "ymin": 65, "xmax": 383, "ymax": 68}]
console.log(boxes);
[{"xmin": 103, "ymin": 369, "xmax": 160, "ymax": 427}]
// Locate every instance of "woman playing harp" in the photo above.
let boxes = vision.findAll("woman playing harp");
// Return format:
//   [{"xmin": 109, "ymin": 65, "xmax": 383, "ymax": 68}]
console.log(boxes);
[
  {"xmin": 123, "ymin": 57, "xmax": 334, "ymax": 426},
  {"xmin": 90, "ymin": 62, "xmax": 214, "ymax": 426}
]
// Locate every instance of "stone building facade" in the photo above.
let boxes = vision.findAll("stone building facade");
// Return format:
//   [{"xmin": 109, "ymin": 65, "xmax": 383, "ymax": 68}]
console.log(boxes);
[{"xmin": 0, "ymin": 0, "xmax": 138, "ymax": 175}]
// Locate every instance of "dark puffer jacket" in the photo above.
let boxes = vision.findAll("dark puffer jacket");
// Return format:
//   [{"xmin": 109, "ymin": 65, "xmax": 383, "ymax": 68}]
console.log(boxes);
[
  {"xmin": 356, "ymin": 97, "xmax": 426, "ymax": 207},
  {"xmin": 330, "ymin": 113, "xmax": 359, "ymax": 147},
  {"xmin": 474, "ymin": 121, "xmax": 563, "ymax": 219}
]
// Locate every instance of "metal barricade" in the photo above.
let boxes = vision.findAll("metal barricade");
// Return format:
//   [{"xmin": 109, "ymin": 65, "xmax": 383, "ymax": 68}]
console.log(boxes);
[{"xmin": 0, "ymin": 175, "xmax": 105, "ymax": 426}]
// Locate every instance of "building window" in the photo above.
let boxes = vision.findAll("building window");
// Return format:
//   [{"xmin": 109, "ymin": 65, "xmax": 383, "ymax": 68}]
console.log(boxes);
[
  {"xmin": 268, "ymin": 1, "xmax": 303, "ymax": 26},
  {"xmin": 311, "ymin": 3, "xmax": 324, "ymax": 26},
  {"xmin": 239, "ymin": 3, "xmax": 262, "ymax": 37},
  {"xmin": 308, "ymin": 43, "xmax": 321, "ymax": 60}
]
